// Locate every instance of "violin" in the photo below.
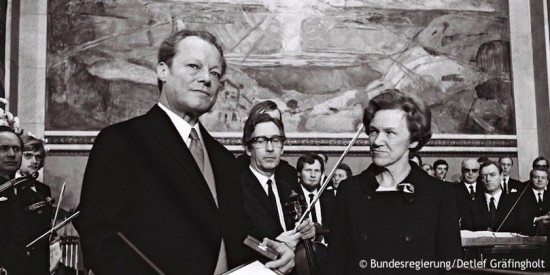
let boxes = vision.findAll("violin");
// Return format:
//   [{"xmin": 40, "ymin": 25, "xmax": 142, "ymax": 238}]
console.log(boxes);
[
  {"xmin": 284, "ymin": 124, "xmax": 365, "ymax": 275},
  {"xmin": 284, "ymin": 190, "xmax": 327, "ymax": 275}
]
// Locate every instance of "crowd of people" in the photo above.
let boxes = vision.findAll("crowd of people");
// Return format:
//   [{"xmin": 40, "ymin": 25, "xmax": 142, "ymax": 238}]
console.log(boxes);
[{"xmin": 0, "ymin": 27, "xmax": 548, "ymax": 274}]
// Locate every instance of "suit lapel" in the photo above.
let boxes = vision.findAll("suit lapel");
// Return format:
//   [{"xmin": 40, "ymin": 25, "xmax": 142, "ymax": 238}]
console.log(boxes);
[
  {"xmin": 243, "ymin": 168, "xmax": 280, "ymax": 221},
  {"xmin": 144, "ymin": 106, "xmax": 218, "ymax": 208}
]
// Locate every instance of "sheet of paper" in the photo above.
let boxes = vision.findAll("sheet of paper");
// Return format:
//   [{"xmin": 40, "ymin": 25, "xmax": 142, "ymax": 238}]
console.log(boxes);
[
  {"xmin": 224, "ymin": 260, "xmax": 277, "ymax": 275},
  {"xmin": 460, "ymin": 230, "xmax": 522, "ymax": 238}
]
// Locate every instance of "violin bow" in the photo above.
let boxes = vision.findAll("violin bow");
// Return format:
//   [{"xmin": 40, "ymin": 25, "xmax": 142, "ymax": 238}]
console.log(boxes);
[
  {"xmin": 27, "ymin": 210, "xmax": 80, "ymax": 248},
  {"xmin": 0, "ymin": 176, "xmax": 34, "ymax": 194},
  {"xmin": 50, "ymin": 182, "xmax": 66, "ymax": 242},
  {"xmin": 294, "ymin": 124, "xmax": 365, "ymax": 229},
  {"xmin": 496, "ymin": 181, "xmax": 531, "ymax": 232}
]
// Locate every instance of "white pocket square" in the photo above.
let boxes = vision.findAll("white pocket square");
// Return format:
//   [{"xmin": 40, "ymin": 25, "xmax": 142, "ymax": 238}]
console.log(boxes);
[{"xmin": 0, "ymin": 196, "xmax": 7, "ymax": 201}]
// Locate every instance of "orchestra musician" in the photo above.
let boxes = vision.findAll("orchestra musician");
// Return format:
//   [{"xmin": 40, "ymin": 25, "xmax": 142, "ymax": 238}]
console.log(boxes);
[
  {"xmin": 74, "ymin": 29, "xmax": 294, "ymax": 274},
  {"xmin": 0, "ymin": 126, "xmax": 28, "ymax": 275},
  {"xmin": 327, "ymin": 89, "xmax": 462, "ymax": 274},
  {"xmin": 14, "ymin": 134, "xmax": 53, "ymax": 275},
  {"xmin": 240, "ymin": 113, "xmax": 315, "ymax": 248}
]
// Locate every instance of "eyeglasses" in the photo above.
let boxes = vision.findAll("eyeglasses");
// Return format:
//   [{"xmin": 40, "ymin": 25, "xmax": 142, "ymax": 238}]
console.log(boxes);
[
  {"xmin": 462, "ymin": 168, "xmax": 479, "ymax": 173},
  {"xmin": 22, "ymin": 152, "xmax": 45, "ymax": 162},
  {"xmin": 0, "ymin": 145, "xmax": 21, "ymax": 153},
  {"xmin": 248, "ymin": 136, "xmax": 285, "ymax": 148}
]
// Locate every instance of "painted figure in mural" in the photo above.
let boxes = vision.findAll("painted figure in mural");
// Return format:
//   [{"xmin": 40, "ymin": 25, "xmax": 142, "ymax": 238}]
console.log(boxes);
[
  {"xmin": 14, "ymin": 135, "xmax": 53, "ymax": 275},
  {"xmin": 0, "ymin": 126, "xmax": 27, "ymax": 275},
  {"xmin": 74, "ymin": 29, "xmax": 294, "ymax": 274},
  {"xmin": 327, "ymin": 89, "xmax": 462, "ymax": 274}
]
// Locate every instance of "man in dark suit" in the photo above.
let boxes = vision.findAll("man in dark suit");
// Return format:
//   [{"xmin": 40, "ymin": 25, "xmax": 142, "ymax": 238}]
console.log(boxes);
[
  {"xmin": 236, "ymin": 100, "xmax": 298, "ymax": 188},
  {"xmin": 240, "ymin": 113, "xmax": 314, "ymax": 249},
  {"xmin": 74, "ymin": 29, "xmax": 293, "ymax": 275},
  {"xmin": 499, "ymin": 156, "xmax": 525, "ymax": 195},
  {"xmin": 517, "ymin": 167, "xmax": 550, "ymax": 235},
  {"xmin": 462, "ymin": 160, "xmax": 519, "ymax": 232},
  {"xmin": 296, "ymin": 153, "xmax": 334, "ymax": 238},
  {"xmin": 452, "ymin": 158, "xmax": 482, "ymax": 228},
  {"xmin": 15, "ymin": 135, "xmax": 52, "ymax": 275},
  {"xmin": 0, "ymin": 127, "xmax": 28, "ymax": 275}
]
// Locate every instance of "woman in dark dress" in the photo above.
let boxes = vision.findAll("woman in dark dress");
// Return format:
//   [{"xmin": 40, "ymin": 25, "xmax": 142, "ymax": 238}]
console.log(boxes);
[{"xmin": 327, "ymin": 89, "xmax": 462, "ymax": 274}]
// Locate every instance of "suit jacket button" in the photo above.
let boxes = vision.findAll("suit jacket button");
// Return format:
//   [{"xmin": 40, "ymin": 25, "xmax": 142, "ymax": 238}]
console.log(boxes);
[
  {"xmin": 403, "ymin": 235, "xmax": 412, "ymax": 242},
  {"xmin": 360, "ymin": 234, "xmax": 368, "ymax": 241}
]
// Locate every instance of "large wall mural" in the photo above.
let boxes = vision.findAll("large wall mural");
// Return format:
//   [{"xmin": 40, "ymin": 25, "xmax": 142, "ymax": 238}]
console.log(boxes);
[{"xmin": 47, "ymin": 0, "xmax": 513, "ymax": 135}]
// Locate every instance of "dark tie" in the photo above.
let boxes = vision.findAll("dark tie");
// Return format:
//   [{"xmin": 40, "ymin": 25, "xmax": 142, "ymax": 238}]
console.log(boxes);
[
  {"xmin": 308, "ymin": 194, "xmax": 318, "ymax": 223},
  {"xmin": 189, "ymin": 129, "xmax": 204, "ymax": 172},
  {"xmin": 469, "ymin": 185, "xmax": 475, "ymax": 200},
  {"xmin": 489, "ymin": 197, "xmax": 496, "ymax": 227},
  {"xmin": 503, "ymin": 178, "xmax": 508, "ymax": 194},
  {"xmin": 538, "ymin": 192, "xmax": 543, "ymax": 210},
  {"xmin": 266, "ymin": 180, "xmax": 279, "ymax": 219}
]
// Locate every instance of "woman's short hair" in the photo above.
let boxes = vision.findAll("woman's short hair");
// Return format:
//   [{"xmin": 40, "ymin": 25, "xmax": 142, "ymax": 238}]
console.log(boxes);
[{"xmin": 362, "ymin": 89, "xmax": 432, "ymax": 152}]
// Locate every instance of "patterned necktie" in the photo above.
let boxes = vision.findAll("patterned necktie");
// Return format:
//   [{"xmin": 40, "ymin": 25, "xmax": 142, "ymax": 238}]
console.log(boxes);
[
  {"xmin": 538, "ymin": 192, "xmax": 543, "ymax": 209},
  {"xmin": 308, "ymin": 194, "xmax": 318, "ymax": 223},
  {"xmin": 489, "ymin": 197, "xmax": 497, "ymax": 227},
  {"xmin": 189, "ymin": 129, "xmax": 204, "ymax": 172},
  {"xmin": 469, "ymin": 185, "xmax": 475, "ymax": 200}
]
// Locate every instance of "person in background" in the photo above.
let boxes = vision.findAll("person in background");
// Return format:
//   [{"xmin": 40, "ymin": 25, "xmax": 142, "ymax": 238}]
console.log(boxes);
[
  {"xmin": 236, "ymin": 100, "xmax": 298, "ymax": 188},
  {"xmin": 0, "ymin": 126, "xmax": 27, "ymax": 275},
  {"xmin": 14, "ymin": 134, "xmax": 53, "ymax": 275},
  {"xmin": 331, "ymin": 163, "xmax": 352, "ymax": 195},
  {"xmin": 498, "ymin": 156, "xmax": 525, "ymax": 195},
  {"xmin": 316, "ymin": 152, "xmax": 330, "ymax": 187},
  {"xmin": 327, "ymin": 89, "xmax": 461, "ymax": 274},
  {"xmin": 421, "ymin": 163, "xmax": 435, "ymax": 177},
  {"xmin": 296, "ymin": 153, "xmax": 334, "ymax": 237},
  {"xmin": 517, "ymin": 167, "xmax": 550, "ymax": 236},
  {"xmin": 452, "ymin": 158, "xmax": 482, "ymax": 229},
  {"xmin": 533, "ymin": 156, "xmax": 549, "ymax": 170},
  {"xmin": 461, "ymin": 160, "xmax": 519, "ymax": 232},
  {"xmin": 433, "ymin": 159, "xmax": 449, "ymax": 182}
]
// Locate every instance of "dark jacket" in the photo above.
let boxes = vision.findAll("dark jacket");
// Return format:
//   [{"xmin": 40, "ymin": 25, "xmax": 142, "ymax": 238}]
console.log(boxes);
[
  {"xmin": 0, "ymin": 176, "xmax": 27, "ymax": 275},
  {"xmin": 517, "ymin": 188, "xmax": 550, "ymax": 236},
  {"xmin": 74, "ymin": 106, "xmax": 253, "ymax": 274},
  {"xmin": 461, "ymin": 192, "xmax": 519, "ymax": 233},
  {"xmin": 451, "ymin": 180, "xmax": 483, "ymax": 229},
  {"xmin": 326, "ymin": 163, "xmax": 462, "ymax": 274}
]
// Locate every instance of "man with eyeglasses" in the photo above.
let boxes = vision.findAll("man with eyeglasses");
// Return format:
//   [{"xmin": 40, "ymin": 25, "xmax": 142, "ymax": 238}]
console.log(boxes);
[
  {"xmin": 462, "ymin": 160, "xmax": 519, "ymax": 232},
  {"xmin": 452, "ymin": 158, "xmax": 482, "ymax": 229},
  {"xmin": 14, "ymin": 134, "xmax": 52, "ymax": 275},
  {"xmin": 0, "ymin": 126, "xmax": 27, "ymax": 275},
  {"xmin": 240, "ymin": 113, "xmax": 315, "ymax": 250},
  {"xmin": 499, "ymin": 157, "xmax": 525, "ymax": 195}
]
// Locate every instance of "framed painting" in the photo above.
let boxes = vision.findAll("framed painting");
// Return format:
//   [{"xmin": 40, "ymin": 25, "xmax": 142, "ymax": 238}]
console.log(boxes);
[{"xmin": 45, "ymin": 0, "xmax": 515, "ymax": 155}]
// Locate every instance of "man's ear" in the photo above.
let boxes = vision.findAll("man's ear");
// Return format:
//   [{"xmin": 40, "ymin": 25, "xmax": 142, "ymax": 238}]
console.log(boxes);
[
  {"xmin": 245, "ymin": 146, "xmax": 252, "ymax": 157},
  {"xmin": 157, "ymin": 62, "xmax": 169, "ymax": 81}
]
